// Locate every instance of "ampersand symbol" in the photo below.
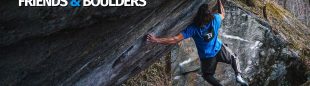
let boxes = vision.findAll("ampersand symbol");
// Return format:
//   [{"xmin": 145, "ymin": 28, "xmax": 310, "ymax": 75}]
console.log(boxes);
[{"xmin": 70, "ymin": 0, "xmax": 80, "ymax": 7}]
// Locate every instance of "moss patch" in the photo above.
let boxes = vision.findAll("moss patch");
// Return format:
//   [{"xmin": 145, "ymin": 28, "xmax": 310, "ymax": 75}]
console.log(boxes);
[
  {"xmin": 122, "ymin": 55, "xmax": 171, "ymax": 86},
  {"xmin": 234, "ymin": 0, "xmax": 265, "ymax": 17},
  {"xmin": 265, "ymin": 2, "xmax": 284, "ymax": 20}
]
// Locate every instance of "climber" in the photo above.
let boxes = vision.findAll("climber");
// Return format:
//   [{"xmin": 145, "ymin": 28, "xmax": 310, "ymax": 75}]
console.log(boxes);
[{"xmin": 147, "ymin": 0, "xmax": 248, "ymax": 86}]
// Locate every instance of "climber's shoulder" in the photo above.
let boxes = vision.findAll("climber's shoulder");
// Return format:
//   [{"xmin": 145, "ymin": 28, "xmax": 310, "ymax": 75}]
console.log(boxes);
[
  {"xmin": 213, "ymin": 13, "xmax": 223, "ymax": 20},
  {"xmin": 213, "ymin": 13, "xmax": 224, "ymax": 20},
  {"xmin": 212, "ymin": 13, "xmax": 223, "ymax": 23}
]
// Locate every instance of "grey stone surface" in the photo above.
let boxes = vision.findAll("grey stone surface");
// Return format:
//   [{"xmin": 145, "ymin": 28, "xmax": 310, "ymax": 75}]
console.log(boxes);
[
  {"xmin": 171, "ymin": 0, "xmax": 308, "ymax": 86},
  {"xmin": 0, "ymin": 0, "xmax": 205, "ymax": 86}
]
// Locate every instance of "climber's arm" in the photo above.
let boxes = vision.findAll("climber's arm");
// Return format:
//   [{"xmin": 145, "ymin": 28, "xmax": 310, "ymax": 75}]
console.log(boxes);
[
  {"xmin": 218, "ymin": 0, "xmax": 225, "ymax": 19},
  {"xmin": 147, "ymin": 33, "xmax": 184, "ymax": 45}
]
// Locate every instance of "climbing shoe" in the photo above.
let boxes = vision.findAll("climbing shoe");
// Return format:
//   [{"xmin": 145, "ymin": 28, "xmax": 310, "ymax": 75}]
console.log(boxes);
[{"xmin": 236, "ymin": 74, "xmax": 249, "ymax": 86}]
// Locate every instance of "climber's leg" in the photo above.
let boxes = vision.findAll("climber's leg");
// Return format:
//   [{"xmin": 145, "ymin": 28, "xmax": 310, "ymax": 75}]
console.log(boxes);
[
  {"xmin": 217, "ymin": 44, "xmax": 248, "ymax": 86},
  {"xmin": 219, "ymin": 44, "xmax": 241, "ymax": 74},
  {"xmin": 200, "ymin": 56, "xmax": 223, "ymax": 86},
  {"xmin": 203, "ymin": 73, "xmax": 223, "ymax": 86}
]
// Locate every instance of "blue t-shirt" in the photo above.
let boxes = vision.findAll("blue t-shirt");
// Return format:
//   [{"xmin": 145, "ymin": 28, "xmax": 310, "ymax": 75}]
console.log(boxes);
[{"xmin": 181, "ymin": 13, "xmax": 222, "ymax": 59}]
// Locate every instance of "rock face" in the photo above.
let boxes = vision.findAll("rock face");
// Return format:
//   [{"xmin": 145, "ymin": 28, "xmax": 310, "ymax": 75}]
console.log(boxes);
[
  {"xmin": 172, "ymin": 0, "xmax": 309, "ymax": 86},
  {"xmin": 0, "ymin": 0, "xmax": 309, "ymax": 86},
  {"xmin": 273, "ymin": 0, "xmax": 310, "ymax": 27},
  {"xmin": 0, "ymin": 0, "xmax": 205, "ymax": 86}
]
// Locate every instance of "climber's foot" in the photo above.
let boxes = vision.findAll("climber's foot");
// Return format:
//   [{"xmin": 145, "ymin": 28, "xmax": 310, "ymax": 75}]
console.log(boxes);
[{"xmin": 236, "ymin": 73, "xmax": 248, "ymax": 86}]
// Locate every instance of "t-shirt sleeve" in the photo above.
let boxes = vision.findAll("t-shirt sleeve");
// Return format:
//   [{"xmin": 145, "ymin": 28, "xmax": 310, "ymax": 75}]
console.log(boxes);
[
  {"xmin": 213, "ymin": 14, "xmax": 222, "ymax": 31},
  {"xmin": 181, "ymin": 25, "xmax": 196, "ymax": 39}
]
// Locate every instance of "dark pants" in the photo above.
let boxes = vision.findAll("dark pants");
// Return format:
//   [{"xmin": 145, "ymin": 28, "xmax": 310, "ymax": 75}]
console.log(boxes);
[{"xmin": 200, "ymin": 44, "xmax": 241, "ymax": 86}]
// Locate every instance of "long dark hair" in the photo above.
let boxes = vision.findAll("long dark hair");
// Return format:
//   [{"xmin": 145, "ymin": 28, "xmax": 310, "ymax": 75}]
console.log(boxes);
[{"xmin": 194, "ymin": 4, "xmax": 214, "ymax": 27}]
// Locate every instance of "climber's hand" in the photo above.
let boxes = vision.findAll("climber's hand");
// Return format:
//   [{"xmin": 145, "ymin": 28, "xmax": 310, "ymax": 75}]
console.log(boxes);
[{"xmin": 147, "ymin": 34, "xmax": 159, "ymax": 43}]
